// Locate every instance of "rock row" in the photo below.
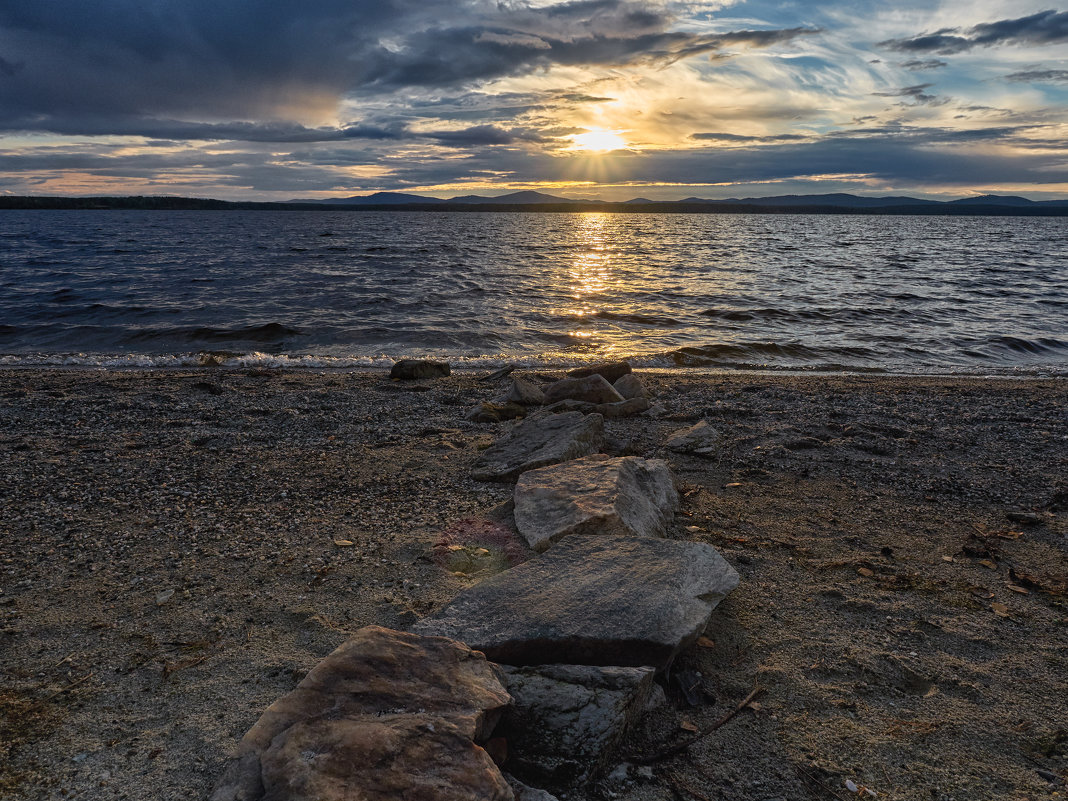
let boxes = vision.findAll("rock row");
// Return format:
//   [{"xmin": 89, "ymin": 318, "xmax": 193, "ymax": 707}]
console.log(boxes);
[{"xmin": 212, "ymin": 360, "xmax": 740, "ymax": 801}]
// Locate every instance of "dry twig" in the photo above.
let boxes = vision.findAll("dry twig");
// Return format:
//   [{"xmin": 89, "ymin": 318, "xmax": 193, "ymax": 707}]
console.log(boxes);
[{"xmin": 630, "ymin": 686, "xmax": 765, "ymax": 765}]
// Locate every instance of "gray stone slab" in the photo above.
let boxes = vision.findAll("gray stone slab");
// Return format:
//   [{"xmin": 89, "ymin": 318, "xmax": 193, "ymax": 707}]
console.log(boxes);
[
  {"xmin": 499, "ymin": 664, "xmax": 656, "ymax": 788},
  {"xmin": 412, "ymin": 535, "xmax": 739, "ymax": 670},
  {"xmin": 472, "ymin": 412, "xmax": 604, "ymax": 482},
  {"xmin": 513, "ymin": 455, "xmax": 678, "ymax": 552}
]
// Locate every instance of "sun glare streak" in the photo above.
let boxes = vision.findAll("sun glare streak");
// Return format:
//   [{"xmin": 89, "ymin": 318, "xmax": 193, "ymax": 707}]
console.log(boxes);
[{"xmin": 569, "ymin": 129, "xmax": 628, "ymax": 152}]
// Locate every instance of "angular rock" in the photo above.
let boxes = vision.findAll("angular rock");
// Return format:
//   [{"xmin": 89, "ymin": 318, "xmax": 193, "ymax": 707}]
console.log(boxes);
[
  {"xmin": 412, "ymin": 535, "xmax": 739, "ymax": 670},
  {"xmin": 498, "ymin": 664, "xmax": 656, "ymax": 788},
  {"xmin": 390, "ymin": 359, "xmax": 451, "ymax": 380},
  {"xmin": 504, "ymin": 377, "xmax": 547, "ymax": 407},
  {"xmin": 665, "ymin": 420, "xmax": 721, "ymax": 455},
  {"xmin": 472, "ymin": 412, "xmax": 604, "ymax": 482},
  {"xmin": 613, "ymin": 373, "xmax": 647, "ymax": 400},
  {"xmin": 210, "ymin": 626, "xmax": 512, "ymax": 801},
  {"xmin": 567, "ymin": 361, "xmax": 633, "ymax": 385},
  {"xmin": 513, "ymin": 455, "xmax": 678, "ymax": 552},
  {"xmin": 544, "ymin": 375, "xmax": 624, "ymax": 405}
]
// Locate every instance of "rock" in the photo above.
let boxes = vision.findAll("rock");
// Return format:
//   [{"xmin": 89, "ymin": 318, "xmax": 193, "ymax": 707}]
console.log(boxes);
[
  {"xmin": 506, "ymin": 775, "xmax": 561, "ymax": 801},
  {"xmin": 543, "ymin": 399, "xmax": 599, "ymax": 415},
  {"xmin": 665, "ymin": 420, "xmax": 721, "ymax": 455},
  {"xmin": 412, "ymin": 535, "xmax": 739, "ymax": 670},
  {"xmin": 481, "ymin": 365, "xmax": 517, "ymax": 382},
  {"xmin": 598, "ymin": 397, "xmax": 650, "ymax": 419},
  {"xmin": 567, "ymin": 361, "xmax": 633, "ymax": 385},
  {"xmin": 498, "ymin": 664, "xmax": 656, "ymax": 788},
  {"xmin": 642, "ymin": 403, "xmax": 667, "ymax": 419},
  {"xmin": 504, "ymin": 377, "xmax": 547, "ymax": 407},
  {"xmin": 210, "ymin": 626, "xmax": 512, "ymax": 801},
  {"xmin": 613, "ymin": 373, "xmax": 647, "ymax": 400},
  {"xmin": 390, "ymin": 359, "xmax": 451, "ymax": 380},
  {"xmin": 513, "ymin": 455, "xmax": 678, "ymax": 552},
  {"xmin": 472, "ymin": 412, "xmax": 604, "ymax": 482},
  {"xmin": 260, "ymin": 716, "xmax": 512, "ymax": 801},
  {"xmin": 542, "ymin": 397, "xmax": 649, "ymax": 419},
  {"xmin": 544, "ymin": 375, "xmax": 624, "ymax": 405},
  {"xmin": 467, "ymin": 401, "xmax": 528, "ymax": 423}
]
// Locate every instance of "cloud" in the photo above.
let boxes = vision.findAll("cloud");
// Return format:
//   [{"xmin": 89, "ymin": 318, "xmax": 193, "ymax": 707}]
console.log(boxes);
[
  {"xmin": 871, "ymin": 83, "xmax": 947, "ymax": 105},
  {"xmin": 900, "ymin": 59, "xmax": 948, "ymax": 71},
  {"xmin": 1006, "ymin": 68, "xmax": 1068, "ymax": 83},
  {"xmin": 0, "ymin": 1, "xmax": 818, "ymax": 140},
  {"xmin": 880, "ymin": 9, "xmax": 1068, "ymax": 54}
]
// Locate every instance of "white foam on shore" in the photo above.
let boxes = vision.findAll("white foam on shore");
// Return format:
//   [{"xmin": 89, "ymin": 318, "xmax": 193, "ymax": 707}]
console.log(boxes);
[{"xmin": 1, "ymin": 350, "xmax": 1065, "ymax": 378}]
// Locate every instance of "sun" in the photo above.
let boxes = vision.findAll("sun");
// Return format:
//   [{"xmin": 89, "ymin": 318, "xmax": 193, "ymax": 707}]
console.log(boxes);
[{"xmin": 569, "ymin": 129, "xmax": 628, "ymax": 152}]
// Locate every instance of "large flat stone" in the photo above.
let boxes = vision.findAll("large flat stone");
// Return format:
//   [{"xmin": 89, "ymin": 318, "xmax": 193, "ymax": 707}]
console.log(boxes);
[
  {"xmin": 513, "ymin": 455, "xmax": 679, "ymax": 552},
  {"xmin": 498, "ymin": 664, "xmax": 656, "ymax": 789},
  {"xmin": 211, "ymin": 626, "xmax": 513, "ymax": 801},
  {"xmin": 472, "ymin": 412, "xmax": 604, "ymax": 482},
  {"xmin": 412, "ymin": 536, "xmax": 739, "ymax": 670}
]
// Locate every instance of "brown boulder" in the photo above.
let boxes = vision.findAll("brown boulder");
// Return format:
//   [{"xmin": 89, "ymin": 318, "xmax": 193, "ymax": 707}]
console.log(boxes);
[{"xmin": 211, "ymin": 626, "xmax": 513, "ymax": 801}]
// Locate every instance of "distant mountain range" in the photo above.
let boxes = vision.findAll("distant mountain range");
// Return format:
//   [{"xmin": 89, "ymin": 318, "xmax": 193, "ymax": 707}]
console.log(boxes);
[
  {"xmin": 293, "ymin": 190, "xmax": 1068, "ymax": 209},
  {"xmin": 299, "ymin": 190, "xmax": 582, "ymax": 205},
  {"xmin": 4, "ymin": 191, "xmax": 1068, "ymax": 214}
]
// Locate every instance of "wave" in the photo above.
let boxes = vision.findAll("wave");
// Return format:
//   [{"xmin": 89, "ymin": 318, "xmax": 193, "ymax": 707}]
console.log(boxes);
[
  {"xmin": 121, "ymin": 322, "xmax": 303, "ymax": 345},
  {"xmin": 670, "ymin": 342, "xmax": 879, "ymax": 366}
]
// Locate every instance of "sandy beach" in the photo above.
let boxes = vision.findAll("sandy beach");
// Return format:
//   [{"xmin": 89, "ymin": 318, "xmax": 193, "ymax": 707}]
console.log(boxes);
[{"xmin": 1, "ymin": 367, "xmax": 1065, "ymax": 801}]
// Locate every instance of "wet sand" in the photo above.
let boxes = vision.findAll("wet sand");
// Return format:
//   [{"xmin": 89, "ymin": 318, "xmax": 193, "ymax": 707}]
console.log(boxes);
[{"xmin": 1, "ymin": 368, "xmax": 1065, "ymax": 800}]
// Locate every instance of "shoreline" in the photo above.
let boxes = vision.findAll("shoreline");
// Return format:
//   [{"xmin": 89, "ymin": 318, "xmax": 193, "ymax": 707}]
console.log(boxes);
[
  {"xmin": 1, "ymin": 362, "xmax": 1065, "ymax": 380},
  {"xmin": 1, "ymin": 368, "xmax": 1065, "ymax": 800}
]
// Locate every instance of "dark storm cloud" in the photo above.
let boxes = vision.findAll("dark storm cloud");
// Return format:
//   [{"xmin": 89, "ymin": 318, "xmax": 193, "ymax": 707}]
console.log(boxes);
[
  {"xmin": 0, "ymin": 116, "xmax": 410, "ymax": 143},
  {"xmin": 0, "ymin": 1, "xmax": 817, "ymax": 140},
  {"xmin": 881, "ymin": 9, "xmax": 1068, "ymax": 54},
  {"xmin": 1006, "ymin": 68, "xmax": 1068, "ymax": 82}
]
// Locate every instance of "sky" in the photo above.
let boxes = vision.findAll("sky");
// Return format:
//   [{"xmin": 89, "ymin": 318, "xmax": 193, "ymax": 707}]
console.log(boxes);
[{"xmin": 1, "ymin": 0, "xmax": 1067, "ymax": 201}]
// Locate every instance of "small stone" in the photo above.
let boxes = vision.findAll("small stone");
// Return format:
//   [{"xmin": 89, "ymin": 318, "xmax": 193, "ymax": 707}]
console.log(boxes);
[
  {"xmin": 472, "ymin": 412, "xmax": 604, "ymax": 483},
  {"xmin": 612, "ymin": 374, "xmax": 647, "ymax": 400},
  {"xmin": 513, "ymin": 455, "xmax": 679, "ymax": 552},
  {"xmin": 567, "ymin": 362, "xmax": 633, "ymax": 385},
  {"xmin": 665, "ymin": 420, "xmax": 721, "ymax": 455},
  {"xmin": 390, "ymin": 359, "xmax": 451, "ymax": 380},
  {"xmin": 544, "ymin": 375, "xmax": 625, "ymax": 405}
]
